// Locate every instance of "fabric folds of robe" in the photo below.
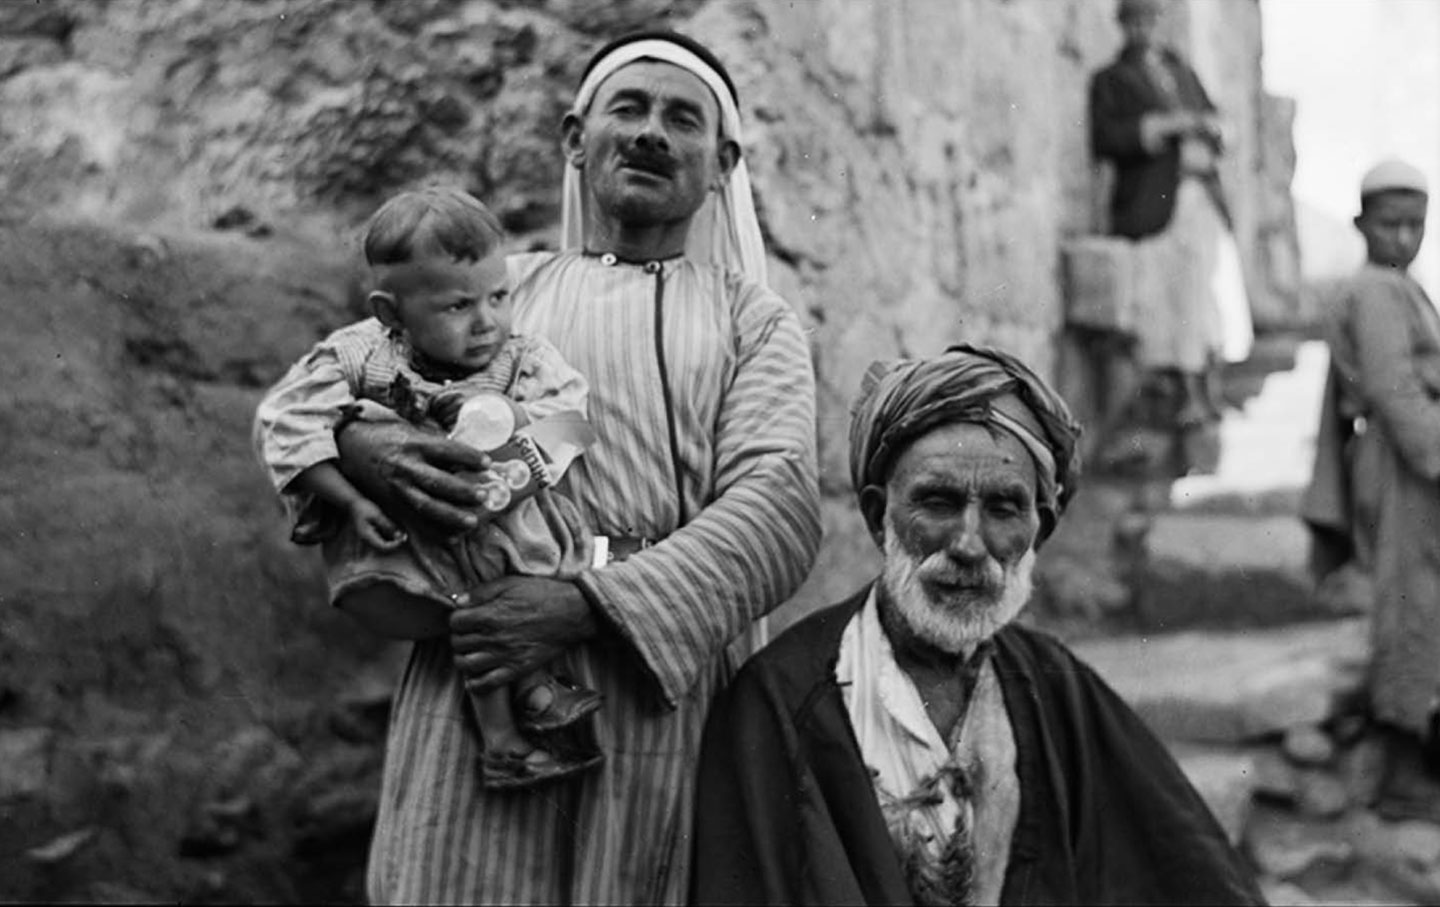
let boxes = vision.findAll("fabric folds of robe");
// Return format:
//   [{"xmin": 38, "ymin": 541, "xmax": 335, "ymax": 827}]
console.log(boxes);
[
  {"xmin": 692, "ymin": 586, "xmax": 1266, "ymax": 906},
  {"xmin": 365, "ymin": 251, "xmax": 821, "ymax": 905}
]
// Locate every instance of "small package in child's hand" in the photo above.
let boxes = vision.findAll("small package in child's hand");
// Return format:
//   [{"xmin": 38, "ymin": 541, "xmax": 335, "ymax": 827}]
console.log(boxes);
[
  {"xmin": 471, "ymin": 435, "xmax": 549, "ymax": 513},
  {"xmin": 449, "ymin": 393, "xmax": 592, "ymax": 515}
]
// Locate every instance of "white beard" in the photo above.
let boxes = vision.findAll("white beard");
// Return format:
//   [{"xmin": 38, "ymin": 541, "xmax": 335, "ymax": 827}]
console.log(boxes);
[{"xmin": 880, "ymin": 520, "xmax": 1036, "ymax": 654}]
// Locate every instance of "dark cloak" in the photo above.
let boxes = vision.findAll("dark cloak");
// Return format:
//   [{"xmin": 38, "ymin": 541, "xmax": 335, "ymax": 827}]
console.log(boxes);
[
  {"xmin": 691, "ymin": 586, "xmax": 1265, "ymax": 906},
  {"xmin": 1089, "ymin": 44, "xmax": 1232, "ymax": 240}
]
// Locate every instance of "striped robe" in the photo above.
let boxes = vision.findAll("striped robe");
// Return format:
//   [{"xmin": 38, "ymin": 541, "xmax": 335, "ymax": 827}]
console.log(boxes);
[{"xmin": 365, "ymin": 251, "xmax": 822, "ymax": 904}]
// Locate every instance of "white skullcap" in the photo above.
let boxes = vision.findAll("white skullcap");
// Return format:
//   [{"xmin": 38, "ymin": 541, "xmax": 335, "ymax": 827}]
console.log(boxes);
[{"xmin": 1361, "ymin": 158, "xmax": 1429, "ymax": 200}]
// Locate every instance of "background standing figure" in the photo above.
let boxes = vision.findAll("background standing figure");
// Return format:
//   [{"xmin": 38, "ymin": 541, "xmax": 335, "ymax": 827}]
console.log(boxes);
[
  {"xmin": 1302, "ymin": 158, "xmax": 1440, "ymax": 823},
  {"xmin": 1089, "ymin": 0, "xmax": 1254, "ymax": 475}
]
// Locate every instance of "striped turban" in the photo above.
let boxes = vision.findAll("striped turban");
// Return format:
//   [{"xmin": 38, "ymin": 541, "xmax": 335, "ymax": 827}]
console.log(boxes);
[{"xmin": 848, "ymin": 344, "xmax": 1083, "ymax": 541}]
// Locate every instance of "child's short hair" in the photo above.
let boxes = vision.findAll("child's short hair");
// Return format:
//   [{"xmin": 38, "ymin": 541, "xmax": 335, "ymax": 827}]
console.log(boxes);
[{"xmin": 363, "ymin": 186, "xmax": 506, "ymax": 266}]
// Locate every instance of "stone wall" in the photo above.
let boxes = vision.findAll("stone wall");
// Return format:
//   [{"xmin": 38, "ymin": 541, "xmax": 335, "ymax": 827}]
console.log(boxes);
[{"xmin": 0, "ymin": 0, "xmax": 1295, "ymax": 900}]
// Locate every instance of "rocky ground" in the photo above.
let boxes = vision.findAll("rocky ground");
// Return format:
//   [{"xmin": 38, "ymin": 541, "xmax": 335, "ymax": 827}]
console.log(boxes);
[
  {"xmin": 1057, "ymin": 341, "xmax": 1440, "ymax": 906},
  {"xmin": 0, "ymin": 219, "xmax": 396, "ymax": 903}
]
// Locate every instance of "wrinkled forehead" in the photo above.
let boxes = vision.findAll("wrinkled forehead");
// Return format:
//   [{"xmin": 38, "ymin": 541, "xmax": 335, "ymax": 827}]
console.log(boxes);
[
  {"xmin": 587, "ymin": 59, "xmax": 721, "ymax": 121},
  {"xmin": 890, "ymin": 422, "xmax": 1038, "ymax": 489}
]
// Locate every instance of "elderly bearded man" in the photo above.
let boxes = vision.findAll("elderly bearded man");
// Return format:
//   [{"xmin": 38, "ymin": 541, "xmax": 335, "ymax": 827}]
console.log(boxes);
[
  {"xmin": 692, "ymin": 346, "xmax": 1263, "ymax": 906},
  {"xmin": 312, "ymin": 31, "xmax": 821, "ymax": 905}
]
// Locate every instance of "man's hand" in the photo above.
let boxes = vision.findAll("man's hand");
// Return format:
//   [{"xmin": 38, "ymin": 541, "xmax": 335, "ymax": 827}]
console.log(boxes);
[
  {"xmin": 450, "ymin": 576, "xmax": 599, "ymax": 691},
  {"xmin": 336, "ymin": 418, "xmax": 492, "ymax": 534},
  {"xmin": 1194, "ymin": 112, "xmax": 1225, "ymax": 146},
  {"xmin": 1158, "ymin": 110, "xmax": 1199, "ymax": 139},
  {"xmin": 348, "ymin": 498, "xmax": 408, "ymax": 550},
  {"xmin": 428, "ymin": 390, "xmax": 468, "ymax": 431}
]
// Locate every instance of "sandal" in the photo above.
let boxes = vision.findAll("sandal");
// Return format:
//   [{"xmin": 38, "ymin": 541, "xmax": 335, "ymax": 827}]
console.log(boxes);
[
  {"xmin": 515, "ymin": 674, "xmax": 603, "ymax": 734},
  {"xmin": 481, "ymin": 748, "xmax": 604, "ymax": 791}
]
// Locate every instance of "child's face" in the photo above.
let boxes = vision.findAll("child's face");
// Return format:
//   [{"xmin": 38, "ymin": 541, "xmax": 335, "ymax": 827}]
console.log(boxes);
[
  {"xmin": 1356, "ymin": 191, "xmax": 1428, "ymax": 270},
  {"xmin": 379, "ymin": 253, "xmax": 513, "ymax": 372}
]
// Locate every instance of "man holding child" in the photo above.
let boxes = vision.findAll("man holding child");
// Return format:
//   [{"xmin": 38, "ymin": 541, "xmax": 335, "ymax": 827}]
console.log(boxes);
[{"xmin": 313, "ymin": 30, "xmax": 821, "ymax": 904}]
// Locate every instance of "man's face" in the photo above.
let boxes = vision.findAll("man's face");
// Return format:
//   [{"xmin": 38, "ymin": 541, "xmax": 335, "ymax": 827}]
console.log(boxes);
[
  {"xmin": 868, "ymin": 422, "xmax": 1042, "ymax": 653},
  {"xmin": 1120, "ymin": 7, "xmax": 1162, "ymax": 51},
  {"xmin": 1356, "ymin": 190, "xmax": 1428, "ymax": 270},
  {"xmin": 565, "ymin": 60, "xmax": 736, "ymax": 229},
  {"xmin": 374, "ymin": 253, "xmax": 513, "ymax": 373}
]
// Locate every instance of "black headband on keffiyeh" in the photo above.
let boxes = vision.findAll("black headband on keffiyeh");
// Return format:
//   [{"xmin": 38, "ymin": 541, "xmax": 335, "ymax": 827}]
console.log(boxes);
[{"xmin": 848, "ymin": 343, "xmax": 1083, "ymax": 541}]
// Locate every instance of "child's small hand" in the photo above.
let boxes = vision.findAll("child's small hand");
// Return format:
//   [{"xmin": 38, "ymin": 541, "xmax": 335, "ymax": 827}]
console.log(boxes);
[
  {"xmin": 349, "ymin": 498, "xmax": 408, "ymax": 551},
  {"xmin": 429, "ymin": 391, "xmax": 468, "ymax": 430}
]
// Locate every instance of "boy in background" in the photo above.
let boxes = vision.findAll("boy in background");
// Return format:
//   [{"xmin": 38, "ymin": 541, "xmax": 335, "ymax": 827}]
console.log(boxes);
[{"xmin": 1302, "ymin": 158, "xmax": 1440, "ymax": 821}]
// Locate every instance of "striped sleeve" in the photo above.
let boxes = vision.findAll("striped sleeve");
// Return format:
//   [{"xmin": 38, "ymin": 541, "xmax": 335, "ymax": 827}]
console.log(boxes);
[{"xmin": 576, "ymin": 282, "xmax": 822, "ymax": 706}]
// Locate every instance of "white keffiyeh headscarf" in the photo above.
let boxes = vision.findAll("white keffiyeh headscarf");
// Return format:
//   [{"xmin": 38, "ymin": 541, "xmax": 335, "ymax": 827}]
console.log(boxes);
[{"xmin": 560, "ymin": 35, "xmax": 768, "ymax": 285}]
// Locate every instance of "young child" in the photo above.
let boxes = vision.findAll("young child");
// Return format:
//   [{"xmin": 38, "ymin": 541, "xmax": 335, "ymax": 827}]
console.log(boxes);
[{"xmin": 255, "ymin": 186, "xmax": 601, "ymax": 789}]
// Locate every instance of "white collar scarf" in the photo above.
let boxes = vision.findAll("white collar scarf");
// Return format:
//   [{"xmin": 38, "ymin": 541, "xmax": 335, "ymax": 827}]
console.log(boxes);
[{"xmin": 560, "ymin": 38, "xmax": 768, "ymax": 285}]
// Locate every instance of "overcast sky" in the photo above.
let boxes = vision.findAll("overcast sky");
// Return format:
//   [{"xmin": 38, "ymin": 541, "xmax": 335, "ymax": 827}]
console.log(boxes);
[{"xmin": 1263, "ymin": 0, "xmax": 1440, "ymax": 291}]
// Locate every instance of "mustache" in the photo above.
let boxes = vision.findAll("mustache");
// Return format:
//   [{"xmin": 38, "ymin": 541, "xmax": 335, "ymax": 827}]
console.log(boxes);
[
  {"xmin": 912, "ymin": 553, "xmax": 1004, "ymax": 592},
  {"xmin": 879, "ymin": 531, "xmax": 1037, "ymax": 654},
  {"xmin": 619, "ymin": 147, "xmax": 676, "ymax": 176}
]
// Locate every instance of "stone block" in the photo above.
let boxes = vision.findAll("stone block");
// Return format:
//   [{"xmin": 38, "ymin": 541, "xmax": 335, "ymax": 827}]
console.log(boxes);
[
  {"xmin": 1257, "ymin": 879, "xmax": 1316, "ymax": 906},
  {"xmin": 1336, "ymin": 735, "xmax": 1387, "ymax": 808},
  {"xmin": 1252, "ymin": 747, "xmax": 1300, "ymax": 804},
  {"xmin": 1246, "ymin": 806, "xmax": 1355, "ymax": 881},
  {"xmin": 1033, "ymin": 551, "xmax": 1132, "ymax": 620},
  {"xmin": 1388, "ymin": 821, "xmax": 1440, "ymax": 869},
  {"xmin": 1061, "ymin": 236, "xmax": 1138, "ymax": 333},
  {"xmin": 1342, "ymin": 811, "xmax": 1440, "ymax": 903},
  {"xmin": 1170, "ymin": 744, "xmax": 1257, "ymax": 844},
  {"xmin": 1295, "ymin": 770, "xmax": 1351, "ymax": 819},
  {"xmin": 1284, "ymin": 726, "xmax": 1337, "ymax": 767},
  {"xmin": 0, "ymin": 727, "xmax": 53, "ymax": 800},
  {"xmin": 26, "ymin": 827, "xmax": 98, "ymax": 865},
  {"xmin": 1072, "ymin": 620, "xmax": 1369, "ymax": 743},
  {"xmin": 1135, "ymin": 512, "xmax": 1321, "ymax": 628}
]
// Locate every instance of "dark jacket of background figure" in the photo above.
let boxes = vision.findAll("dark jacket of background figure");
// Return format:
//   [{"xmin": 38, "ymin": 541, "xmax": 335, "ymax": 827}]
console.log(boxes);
[
  {"xmin": 1090, "ymin": 44, "xmax": 1232, "ymax": 240},
  {"xmin": 691, "ymin": 585, "xmax": 1265, "ymax": 906}
]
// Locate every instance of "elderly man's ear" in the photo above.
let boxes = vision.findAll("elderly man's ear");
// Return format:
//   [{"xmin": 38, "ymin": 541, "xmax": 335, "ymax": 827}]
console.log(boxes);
[
  {"xmin": 1035, "ymin": 511, "xmax": 1056, "ymax": 550},
  {"xmin": 859, "ymin": 485, "xmax": 888, "ymax": 548}
]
